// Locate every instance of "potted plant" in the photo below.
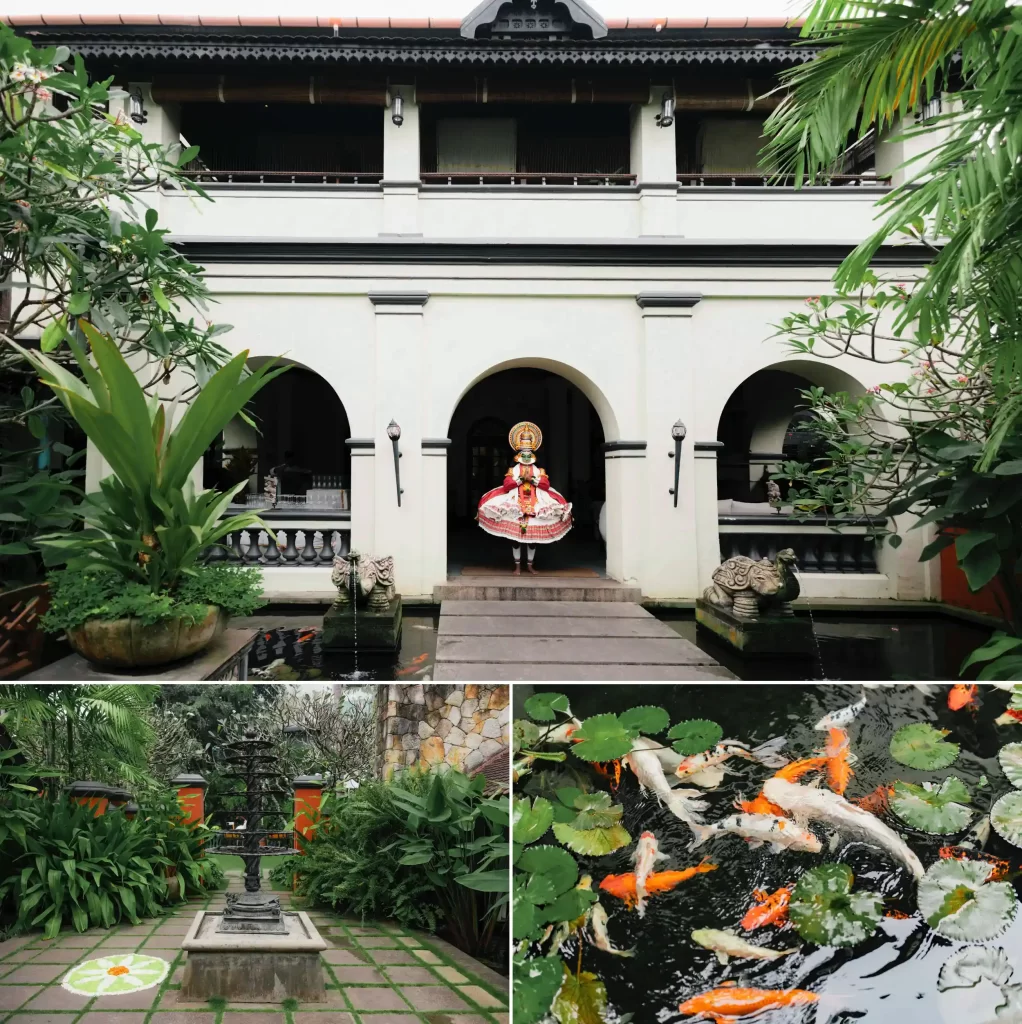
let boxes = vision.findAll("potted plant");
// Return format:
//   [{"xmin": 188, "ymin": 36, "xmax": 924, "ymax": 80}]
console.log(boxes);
[{"xmin": 8, "ymin": 324, "xmax": 286, "ymax": 669}]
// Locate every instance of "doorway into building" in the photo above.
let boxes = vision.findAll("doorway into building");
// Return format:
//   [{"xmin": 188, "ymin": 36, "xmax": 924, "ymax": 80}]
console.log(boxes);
[{"xmin": 447, "ymin": 367, "xmax": 606, "ymax": 576}]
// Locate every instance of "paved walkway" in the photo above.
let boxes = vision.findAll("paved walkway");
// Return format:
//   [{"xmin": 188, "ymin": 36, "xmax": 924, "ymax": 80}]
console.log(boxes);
[
  {"xmin": 434, "ymin": 599, "xmax": 732, "ymax": 680},
  {"xmin": 0, "ymin": 881, "xmax": 508, "ymax": 1024}
]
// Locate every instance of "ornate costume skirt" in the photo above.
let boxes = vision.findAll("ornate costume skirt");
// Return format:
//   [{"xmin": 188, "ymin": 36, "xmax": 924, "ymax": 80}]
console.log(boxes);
[{"xmin": 477, "ymin": 487, "xmax": 573, "ymax": 544}]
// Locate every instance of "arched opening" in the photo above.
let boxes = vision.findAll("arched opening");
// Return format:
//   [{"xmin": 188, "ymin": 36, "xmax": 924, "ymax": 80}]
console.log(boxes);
[
  {"xmin": 204, "ymin": 359, "xmax": 351, "ymax": 508},
  {"xmin": 447, "ymin": 367, "xmax": 607, "ymax": 575}
]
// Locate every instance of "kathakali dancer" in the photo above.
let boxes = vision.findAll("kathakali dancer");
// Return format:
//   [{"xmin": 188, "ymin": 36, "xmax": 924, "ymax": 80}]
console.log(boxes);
[{"xmin": 476, "ymin": 421, "xmax": 572, "ymax": 575}]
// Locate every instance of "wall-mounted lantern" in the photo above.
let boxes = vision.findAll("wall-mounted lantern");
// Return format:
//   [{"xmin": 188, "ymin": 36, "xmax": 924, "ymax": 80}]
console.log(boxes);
[
  {"xmin": 387, "ymin": 420, "xmax": 403, "ymax": 506},
  {"xmin": 391, "ymin": 92, "xmax": 405, "ymax": 127},
  {"xmin": 656, "ymin": 91, "xmax": 675, "ymax": 129},
  {"xmin": 668, "ymin": 419, "xmax": 687, "ymax": 507},
  {"xmin": 129, "ymin": 86, "xmax": 148, "ymax": 125}
]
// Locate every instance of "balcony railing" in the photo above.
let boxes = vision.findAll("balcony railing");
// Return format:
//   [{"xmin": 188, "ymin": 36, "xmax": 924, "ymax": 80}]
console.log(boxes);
[
  {"xmin": 421, "ymin": 172, "xmax": 636, "ymax": 187},
  {"xmin": 718, "ymin": 520, "xmax": 881, "ymax": 574},
  {"xmin": 677, "ymin": 173, "xmax": 891, "ymax": 188},
  {"xmin": 205, "ymin": 508, "xmax": 352, "ymax": 568},
  {"xmin": 177, "ymin": 169, "xmax": 383, "ymax": 186}
]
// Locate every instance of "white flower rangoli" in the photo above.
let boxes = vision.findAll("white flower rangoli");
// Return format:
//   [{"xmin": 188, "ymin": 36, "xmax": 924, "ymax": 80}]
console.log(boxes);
[{"xmin": 62, "ymin": 953, "xmax": 169, "ymax": 996}]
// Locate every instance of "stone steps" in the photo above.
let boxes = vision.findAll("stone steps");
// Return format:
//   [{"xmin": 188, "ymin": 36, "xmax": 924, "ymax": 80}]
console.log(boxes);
[{"xmin": 433, "ymin": 576, "xmax": 641, "ymax": 603}]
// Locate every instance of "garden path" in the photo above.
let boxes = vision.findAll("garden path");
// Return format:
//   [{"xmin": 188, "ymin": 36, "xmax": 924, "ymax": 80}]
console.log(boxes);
[
  {"xmin": 434, "ymin": 599, "xmax": 734, "ymax": 680},
  {"xmin": 0, "ymin": 873, "xmax": 508, "ymax": 1024}
]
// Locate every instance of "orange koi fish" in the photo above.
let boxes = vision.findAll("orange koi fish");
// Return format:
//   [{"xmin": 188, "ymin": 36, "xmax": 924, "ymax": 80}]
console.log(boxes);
[
  {"xmin": 851, "ymin": 784, "xmax": 894, "ymax": 816},
  {"xmin": 884, "ymin": 909, "xmax": 914, "ymax": 920},
  {"xmin": 678, "ymin": 982, "xmax": 818, "ymax": 1022},
  {"xmin": 599, "ymin": 862, "xmax": 717, "ymax": 910},
  {"xmin": 396, "ymin": 653, "xmax": 430, "ymax": 676},
  {"xmin": 772, "ymin": 756, "xmax": 828, "ymax": 784},
  {"xmin": 740, "ymin": 887, "xmax": 791, "ymax": 931},
  {"xmin": 939, "ymin": 847, "xmax": 1011, "ymax": 881},
  {"xmin": 736, "ymin": 793, "xmax": 786, "ymax": 818},
  {"xmin": 822, "ymin": 728, "xmax": 854, "ymax": 796},
  {"xmin": 949, "ymin": 684, "xmax": 979, "ymax": 711},
  {"xmin": 593, "ymin": 759, "xmax": 622, "ymax": 791}
]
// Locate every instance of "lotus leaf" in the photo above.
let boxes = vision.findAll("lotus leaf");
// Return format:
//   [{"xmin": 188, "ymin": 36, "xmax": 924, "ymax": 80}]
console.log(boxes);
[
  {"xmin": 513, "ymin": 953, "xmax": 563, "ymax": 1024},
  {"xmin": 572, "ymin": 792, "xmax": 624, "ymax": 830},
  {"xmin": 525, "ymin": 692, "xmax": 572, "ymax": 722},
  {"xmin": 788, "ymin": 863, "xmax": 883, "ymax": 947},
  {"xmin": 918, "ymin": 858, "xmax": 1017, "ymax": 941},
  {"xmin": 999, "ymin": 743, "xmax": 1022, "ymax": 789},
  {"xmin": 553, "ymin": 820, "xmax": 632, "ymax": 856},
  {"xmin": 890, "ymin": 777, "xmax": 973, "ymax": 834},
  {"xmin": 513, "ymin": 796, "xmax": 553, "ymax": 846},
  {"xmin": 553, "ymin": 965, "xmax": 609, "ymax": 1024},
  {"xmin": 541, "ymin": 886, "xmax": 599, "ymax": 926},
  {"xmin": 518, "ymin": 845, "xmax": 579, "ymax": 904},
  {"xmin": 667, "ymin": 718, "xmax": 724, "ymax": 756},
  {"xmin": 890, "ymin": 723, "xmax": 960, "ymax": 770},
  {"xmin": 937, "ymin": 946, "xmax": 1016, "ymax": 992},
  {"xmin": 571, "ymin": 714, "xmax": 635, "ymax": 762},
  {"xmin": 513, "ymin": 719, "xmax": 541, "ymax": 753},
  {"xmin": 619, "ymin": 705, "xmax": 670, "ymax": 736},
  {"xmin": 991, "ymin": 791, "xmax": 1022, "ymax": 847}
]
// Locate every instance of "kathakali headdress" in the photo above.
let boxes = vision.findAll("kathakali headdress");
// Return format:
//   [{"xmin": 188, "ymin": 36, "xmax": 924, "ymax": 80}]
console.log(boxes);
[{"xmin": 509, "ymin": 421, "xmax": 542, "ymax": 453}]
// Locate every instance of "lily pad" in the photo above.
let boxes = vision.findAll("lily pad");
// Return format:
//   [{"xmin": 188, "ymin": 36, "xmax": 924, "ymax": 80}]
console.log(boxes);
[
  {"xmin": 937, "ymin": 946, "xmax": 1016, "ymax": 991},
  {"xmin": 513, "ymin": 796, "xmax": 554, "ymax": 846},
  {"xmin": 668, "ymin": 719, "xmax": 724, "ymax": 756},
  {"xmin": 890, "ymin": 722, "xmax": 960, "ymax": 770},
  {"xmin": 513, "ymin": 719, "xmax": 541, "ymax": 753},
  {"xmin": 991, "ymin": 790, "xmax": 1022, "ymax": 847},
  {"xmin": 513, "ymin": 953, "xmax": 563, "ymax": 1024},
  {"xmin": 619, "ymin": 705, "xmax": 670, "ymax": 736},
  {"xmin": 917, "ymin": 858, "xmax": 1017, "ymax": 941},
  {"xmin": 552, "ymin": 965, "xmax": 609, "ymax": 1024},
  {"xmin": 999, "ymin": 743, "xmax": 1022, "ymax": 789},
  {"xmin": 571, "ymin": 792, "xmax": 624, "ymax": 830},
  {"xmin": 525, "ymin": 692, "xmax": 572, "ymax": 723},
  {"xmin": 518, "ymin": 845, "xmax": 579, "ymax": 904},
  {"xmin": 553, "ymin": 820, "xmax": 632, "ymax": 856},
  {"xmin": 571, "ymin": 714, "xmax": 635, "ymax": 762},
  {"xmin": 890, "ymin": 777, "xmax": 973, "ymax": 834},
  {"xmin": 788, "ymin": 863, "xmax": 883, "ymax": 948}
]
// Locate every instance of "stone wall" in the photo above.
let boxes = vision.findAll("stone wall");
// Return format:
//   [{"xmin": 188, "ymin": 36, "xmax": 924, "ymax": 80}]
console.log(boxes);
[{"xmin": 378, "ymin": 684, "xmax": 510, "ymax": 777}]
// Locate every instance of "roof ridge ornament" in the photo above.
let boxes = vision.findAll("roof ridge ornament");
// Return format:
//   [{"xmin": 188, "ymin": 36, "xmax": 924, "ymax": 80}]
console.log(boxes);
[{"xmin": 461, "ymin": 0, "xmax": 608, "ymax": 40}]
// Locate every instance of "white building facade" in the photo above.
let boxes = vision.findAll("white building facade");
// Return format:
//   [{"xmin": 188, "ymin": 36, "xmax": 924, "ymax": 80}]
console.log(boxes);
[{"xmin": 24, "ymin": 2, "xmax": 939, "ymax": 604}]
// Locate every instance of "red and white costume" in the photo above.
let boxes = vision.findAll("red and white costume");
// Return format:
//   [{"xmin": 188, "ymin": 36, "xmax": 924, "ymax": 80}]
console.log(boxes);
[{"xmin": 477, "ymin": 461, "xmax": 573, "ymax": 543}]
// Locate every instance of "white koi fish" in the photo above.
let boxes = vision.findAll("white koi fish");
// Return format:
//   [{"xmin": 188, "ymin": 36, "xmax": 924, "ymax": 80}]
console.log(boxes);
[
  {"xmin": 814, "ymin": 694, "xmax": 867, "ymax": 731},
  {"xmin": 675, "ymin": 737, "xmax": 788, "ymax": 781},
  {"xmin": 624, "ymin": 740, "xmax": 707, "ymax": 833},
  {"xmin": 763, "ymin": 778, "xmax": 925, "ymax": 880},
  {"xmin": 691, "ymin": 928, "xmax": 799, "ymax": 965},
  {"xmin": 631, "ymin": 831, "xmax": 668, "ymax": 918},
  {"xmin": 589, "ymin": 902, "xmax": 634, "ymax": 957},
  {"xmin": 688, "ymin": 812, "xmax": 822, "ymax": 854},
  {"xmin": 543, "ymin": 719, "xmax": 584, "ymax": 744}
]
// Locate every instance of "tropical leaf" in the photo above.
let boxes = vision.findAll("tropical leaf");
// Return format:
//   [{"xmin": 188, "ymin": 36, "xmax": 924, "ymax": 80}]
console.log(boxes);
[
  {"xmin": 890, "ymin": 777, "xmax": 973, "ymax": 834},
  {"xmin": 890, "ymin": 723, "xmax": 959, "ymax": 770},
  {"xmin": 788, "ymin": 863, "xmax": 883, "ymax": 948},
  {"xmin": 917, "ymin": 858, "xmax": 1017, "ymax": 941}
]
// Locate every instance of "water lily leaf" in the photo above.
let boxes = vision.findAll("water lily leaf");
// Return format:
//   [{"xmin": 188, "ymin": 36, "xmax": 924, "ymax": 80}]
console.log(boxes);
[
  {"xmin": 512, "ymin": 879, "xmax": 541, "ymax": 941},
  {"xmin": 789, "ymin": 863, "xmax": 883, "ymax": 948},
  {"xmin": 518, "ymin": 845, "xmax": 579, "ymax": 904},
  {"xmin": 541, "ymin": 886, "xmax": 599, "ymax": 926},
  {"xmin": 668, "ymin": 719, "xmax": 724, "ymax": 756},
  {"xmin": 571, "ymin": 792, "xmax": 623, "ymax": 829},
  {"xmin": 513, "ymin": 796, "xmax": 553, "ymax": 846},
  {"xmin": 552, "ymin": 965, "xmax": 608, "ymax": 1024},
  {"xmin": 513, "ymin": 719, "xmax": 540, "ymax": 753},
  {"xmin": 525, "ymin": 692, "xmax": 572, "ymax": 722},
  {"xmin": 619, "ymin": 705, "xmax": 670, "ymax": 736},
  {"xmin": 553, "ymin": 820, "xmax": 632, "ymax": 856},
  {"xmin": 918, "ymin": 858, "xmax": 1017, "ymax": 941},
  {"xmin": 937, "ymin": 946, "xmax": 1016, "ymax": 992},
  {"xmin": 991, "ymin": 790, "xmax": 1022, "ymax": 847},
  {"xmin": 999, "ymin": 743, "xmax": 1022, "ymax": 789},
  {"xmin": 890, "ymin": 777, "xmax": 973, "ymax": 834},
  {"xmin": 890, "ymin": 723, "xmax": 960, "ymax": 770},
  {"xmin": 513, "ymin": 954, "xmax": 563, "ymax": 1024},
  {"xmin": 571, "ymin": 714, "xmax": 634, "ymax": 762}
]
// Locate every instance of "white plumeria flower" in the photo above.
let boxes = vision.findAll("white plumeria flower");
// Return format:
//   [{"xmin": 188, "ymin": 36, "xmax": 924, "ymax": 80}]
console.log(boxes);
[{"xmin": 63, "ymin": 953, "xmax": 169, "ymax": 996}]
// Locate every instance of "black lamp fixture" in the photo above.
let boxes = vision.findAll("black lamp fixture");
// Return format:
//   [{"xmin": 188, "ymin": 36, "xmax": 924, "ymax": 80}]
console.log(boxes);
[
  {"xmin": 129, "ymin": 86, "xmax": 148, "ymax": 125},
  {"xmin": 391, "ymin": 92, "xmax": 405, "ymax": 127},
  {"xmin": 656, "ymin": 91, "xmax": 676, "ymax": 129},
  {"xmin": 387, "ymin": 420, "xmax": 403, "ymax": 506},
  {"xmin": 669, "ymin": 419, "xmax": 687, "ymax": 507}
]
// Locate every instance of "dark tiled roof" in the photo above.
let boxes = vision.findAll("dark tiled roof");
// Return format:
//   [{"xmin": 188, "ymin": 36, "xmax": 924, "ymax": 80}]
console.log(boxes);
[{"xmin": 469, "ymin": 747, "xmax": 510, "ymax": 796}]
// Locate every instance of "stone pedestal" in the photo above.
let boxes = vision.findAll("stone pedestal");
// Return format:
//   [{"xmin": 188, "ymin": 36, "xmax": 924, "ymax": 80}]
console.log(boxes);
[
  {"xmin": 695, "ymin": 598, "xmax": 816, "ymax": 656},
  {"xmin": 321, "ymin": 595, "xmax": 403, "ymax": 652},
  {"xmin": 181, "ymin": 910, "xmax": 327, "ymax": 1003}
]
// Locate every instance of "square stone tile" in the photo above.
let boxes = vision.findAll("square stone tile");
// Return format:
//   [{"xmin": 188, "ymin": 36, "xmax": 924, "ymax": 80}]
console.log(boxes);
[
  {"xmin": 221, "ymin": 1014, "xmax": 286, "ymax": 1023},
  {"xmin": 331, "ymin": 966, "xmax": 386, "ymax": 984},
  {"xmin": 291, "ymin": 1014, "xmax": 355, "ymax": 1023},
  {"xmin": 4, "ymin": 1015, "xmax": 79, "ymax": 1024},
  {"xmin": 54, "ymin": 934, "xmax": 99, "ymax": 947},
  {"xmin": 434, "ymin": 967, "xmax": 468, "ymax": 984},
  {"xmin": 28, "ymin": 948, "xmax": 87, "ymax": 964},
  {"xmin": 423, "ymin": 1017, "xmax": 491, "ymax": 1024},
  {"xmin": 492, "ymin": 1015, "xmax": 509, "ymax": 1024},
  {"xmin": 21, "ymin": 986, "xmax": 90, "ymax": 1011},
  {"xmin": 157, "ymin": 989, "xmax": 216, "ymax": 1010},
  {"xmin": 0, "ymin": 952, "xmax": 39, "ymax": 964},
  {"xmin": 347, "ymin": 927, "xmax": 382, "ymax": 935},
  {"xmin": 368, "ymin": 949, "xmax": 418, "ymax": 965},
  {"xmin": 412, "ymin": 950, "xmax": 443, "ymax": 965},
  {"xmin": 0, "ymin": 986, "xmax": 42, "ymax": 1011},
  {"xmin": 460, "ymin": 985, "xmax": 505, "ymax": 1009},
  {"xmin": 400, "ymin": 986, "xmax": 472, "ymax": 1011},
  {"xmin": 348, "ymin": 1016, "xmax": 418, "ymax": 1024},
  {"xmin": 144, "ymin": 938, "xmax": 187, "ymax": 949},
  {"xmin": 79, "ymin": 1012, "xmax": 149, "ymax": 1024},
  {"xmin": 342, "ymin": 986, "xmax": 408, "ymax": 1011},
  {"xmin": 89, "ymin": 987, "xmax": 164, "ymax": 1010},
  {"xmin": 357, "ymin": 937, "xmax": 397, "ymax": 948},
  {"xmin": 1, "ymin": 964, "xmax": 70, "ymax": 984},
  {"xmin": 150, "ymin": 1014, "xmax": 217, "ymax": 1024},
  {"xmin": 384, "ymin": 966, "xmax": 439, "ymax": 984},
  {"xmin": 394, "ymin": 936, "xmax": 423, "ymax": 948},
  {"xmin": 0, "ymin": 937, "xmax": 33, "ymax": 957},
  {"xmin": 321, "ymin": 949, "xmax": 368, "ymax": 966}
]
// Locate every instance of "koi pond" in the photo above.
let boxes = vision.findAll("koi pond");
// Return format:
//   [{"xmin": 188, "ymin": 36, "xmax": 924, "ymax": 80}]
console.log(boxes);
[{"xmin": 512, "ymin": 683, "xmax": 1022, "ymax": 1024}]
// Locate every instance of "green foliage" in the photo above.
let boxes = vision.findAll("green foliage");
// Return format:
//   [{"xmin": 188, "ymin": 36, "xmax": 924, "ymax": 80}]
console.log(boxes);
[
  {"xmin": 40, "ymin": 565, "xmax": 264, "ymax": 633},
  {"xmin": 789, "ymin": 863, "xmax": 883, "ymax": 947},
  {"xmin": 570, "ymin": 714, "xmax": 635, "ymax": 762},
  {"xmin": 549, "ymin": 790, "xmax": 630, "ymax": 856},
  {"xmin": 890, "ymin": 777, "xmax": 973, "ymax": 834},
  {"xmin": 524, "ymin": 692, "xmax": 572, "ymax": 722},
  {"xmin": 890, "ymin": 722, "xmax": 960, "ymax": 770},
  {"xmin": 12, "ymin": 325, "xmax": 286, "ymax": 594},
  {"xmin": 991, "ymin": 790, "xmax": 1022, "ymax": 848},
  {"xmin": 668, "ymin": 719, "xmax": 724, "ymax": 756},
  {"xmin": 998, "ymin": 742, "xmax": 1022, "ymax": 789},
  {"xmin": 918, "ymin": 857, "xmax": 1018, "ymax": 940}
]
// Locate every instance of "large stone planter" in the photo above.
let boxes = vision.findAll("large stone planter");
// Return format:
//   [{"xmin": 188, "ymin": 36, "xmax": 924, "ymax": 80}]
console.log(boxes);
[{"xmin": 67, "ymin": 606, "xmax": 224, "ymax": 670}]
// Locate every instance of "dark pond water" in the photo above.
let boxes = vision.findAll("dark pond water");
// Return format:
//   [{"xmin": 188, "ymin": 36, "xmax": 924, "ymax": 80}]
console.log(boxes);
[{"xmin": 513, "ymin": 683, "xmax": 1022, "ymax": 1024}]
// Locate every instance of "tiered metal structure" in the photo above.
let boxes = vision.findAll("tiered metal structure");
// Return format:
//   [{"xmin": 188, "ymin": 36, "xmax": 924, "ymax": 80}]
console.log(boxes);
[{"xmin": 212, "ymin": 726, "xmax": 294, "ymax": 934}]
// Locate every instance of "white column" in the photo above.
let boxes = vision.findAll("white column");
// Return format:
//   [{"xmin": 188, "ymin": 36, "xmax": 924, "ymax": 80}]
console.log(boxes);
[
  {"xmin": 347, "ymin": 439, "xmax": 376, "ymax": 558},
  {"xmin": 693, "ymin": 442, "xmax": 724, "ymax": 597},
  {"xmin": 420, "ymin": 439, "xmax": 450, "ymax": 593},
  {"xmin": 638, "ymin": 293, "xmax": 702, "ymax": 599},
  {"xmin": 604, "ymin": 446, "xmax": 646, "ymax": 586},
  {"xmin": 629, "ymin": 85, "xmax": 679, "ymax": 237},
  {"xmin": 381, "ymin": 84, "xmax": 420, "ymax": 236},
  {"xmin": 370, "ymin": 292, "xmax": 429, "ymax": 598}
]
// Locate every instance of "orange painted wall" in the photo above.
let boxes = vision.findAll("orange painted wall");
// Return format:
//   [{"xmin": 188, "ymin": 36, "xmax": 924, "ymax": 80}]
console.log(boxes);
[
  {"xmin": 939, "ymin": 532, "xmax": 1015, "ymax": 620},
  {"xmin": 293, "ymin": 787, "xmax": 323, "ymax": 850}
]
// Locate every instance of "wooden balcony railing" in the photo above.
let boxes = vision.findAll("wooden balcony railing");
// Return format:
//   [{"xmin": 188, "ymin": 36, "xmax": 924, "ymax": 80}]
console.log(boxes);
[
  {"xmin": 678, "ymin": 173, "xmax": 891, "ymax": 188},
  {"xmin": 420, "ymin": 172, "xmax": 637, "ymax": 187}
]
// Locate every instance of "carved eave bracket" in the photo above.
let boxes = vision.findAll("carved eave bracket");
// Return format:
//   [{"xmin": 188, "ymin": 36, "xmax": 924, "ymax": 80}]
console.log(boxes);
[{"xmin": 461, "ymin": 0, "xmax": 608, "ymax": 40}]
